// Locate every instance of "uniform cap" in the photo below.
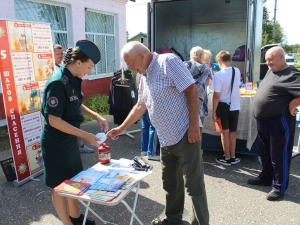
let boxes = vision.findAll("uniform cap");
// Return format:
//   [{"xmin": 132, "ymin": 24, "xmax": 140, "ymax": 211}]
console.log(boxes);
[{"xmin": 75, "ymin": 40, "xmax": 101, "ymax": 64}]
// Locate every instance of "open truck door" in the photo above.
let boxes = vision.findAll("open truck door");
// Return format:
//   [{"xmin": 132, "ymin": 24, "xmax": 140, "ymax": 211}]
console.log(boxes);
[
  {"xmin": 148, "ymin": 0, "xmax": 264, "ymax": 82},
  {"xmin": 259, "ymin": 43, "xmax": 281, "ymax": 80},
  {"xmin": 246, "ymin": 0, "xmax": 263, "ymax": 82}
]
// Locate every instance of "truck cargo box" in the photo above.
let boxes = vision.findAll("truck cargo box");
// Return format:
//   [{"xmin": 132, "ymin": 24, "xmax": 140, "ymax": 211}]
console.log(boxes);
[{"xmin": 148, "ymin": 0, "xmax": 263, "ymax": 82}]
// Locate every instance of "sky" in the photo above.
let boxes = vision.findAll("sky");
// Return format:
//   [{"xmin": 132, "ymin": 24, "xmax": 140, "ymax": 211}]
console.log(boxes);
[
  {"xmin": 126, "ymin": 0, "xmax": 148, "ymax": 38},
  {"xmin": 126, "ymin": 0, "xmax": 299, "ymax": 45},
  {"xmin": 265, "ymin": 0, "xmax": 300, "ymax": 44}
]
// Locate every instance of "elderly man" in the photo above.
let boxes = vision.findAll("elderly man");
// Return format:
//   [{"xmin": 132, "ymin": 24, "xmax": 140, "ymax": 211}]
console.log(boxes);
[
  {"xmin": 107, "ymin": 41, "xmax": 209, "ymax": 225},
  {"xmin": 249, "ymin": 46, "xmax": 300, "ymax": 201}
]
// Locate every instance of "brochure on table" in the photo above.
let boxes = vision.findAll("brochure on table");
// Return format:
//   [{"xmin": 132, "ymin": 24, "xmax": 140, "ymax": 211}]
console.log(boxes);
[{"xmin": 55, "ymin": 158, "xmax": 152, "ymax": 202}]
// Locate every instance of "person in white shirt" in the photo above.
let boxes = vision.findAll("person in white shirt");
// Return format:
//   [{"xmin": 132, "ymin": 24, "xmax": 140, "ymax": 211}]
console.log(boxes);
[{"xmin": 210, "ymin": 50, "xmax": 241, "ymax": 166}]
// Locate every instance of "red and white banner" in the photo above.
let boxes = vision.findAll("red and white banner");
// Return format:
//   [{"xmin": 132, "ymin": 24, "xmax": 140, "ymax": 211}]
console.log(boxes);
[{"xmin": 0, "ymin": 20, "xmax": 54, "ymax": 182}]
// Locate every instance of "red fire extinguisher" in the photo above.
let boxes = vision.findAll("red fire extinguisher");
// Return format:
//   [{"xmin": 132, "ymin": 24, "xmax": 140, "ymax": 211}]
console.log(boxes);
[{"xmin": 98, "ymin": 142, "xmax": 111, "ymax": 164}]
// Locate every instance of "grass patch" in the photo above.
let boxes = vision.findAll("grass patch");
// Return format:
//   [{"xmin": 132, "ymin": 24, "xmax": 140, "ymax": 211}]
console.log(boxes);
[
  {"xmin": 83, "ymin": 94, "xmax": 110, "ymax": 122},
  {"xmin": 296, "ymin": 53, "xmax": 300, "ymax": 62},
  {"xmin": 131, "ymin": 70, "xmax": 137, "ymax": 87},
  {"xmin": 0, "ymin": 126, "xmax": 10, "ymax": 152}
]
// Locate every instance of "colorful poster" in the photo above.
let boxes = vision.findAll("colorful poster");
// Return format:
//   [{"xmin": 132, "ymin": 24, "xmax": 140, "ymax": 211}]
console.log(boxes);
[
  {"xmin": 0, "ymin": 20, "xmax": 54, "ymax": 182},
  {"xmin": 7, "ymin": 21, "xmax": 33, "ymax": 52},
  {"xmin": 31, "ymin": 23, "xmax": 53, "ymax": 52},
  {"xmin": 32, "ymin": 53, "xmax": 54, "ymax": 81}
]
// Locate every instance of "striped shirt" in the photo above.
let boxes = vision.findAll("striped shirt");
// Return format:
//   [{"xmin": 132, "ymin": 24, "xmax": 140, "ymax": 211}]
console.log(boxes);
[{"xmin": 138, "ymin": 53, "xmax": 202, "ymax": 147}]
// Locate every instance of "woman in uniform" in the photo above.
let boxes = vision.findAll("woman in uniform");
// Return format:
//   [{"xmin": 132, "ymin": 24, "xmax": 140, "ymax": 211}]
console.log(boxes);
[{"xmin": 41, "ymin": 40, "xmax": 108, "ymax": 225}]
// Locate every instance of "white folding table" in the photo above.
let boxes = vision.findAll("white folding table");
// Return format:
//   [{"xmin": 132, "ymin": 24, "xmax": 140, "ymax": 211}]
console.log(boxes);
[{"xmin": 57, "ymin": 160, "xmax": 151, "ymax": 225}]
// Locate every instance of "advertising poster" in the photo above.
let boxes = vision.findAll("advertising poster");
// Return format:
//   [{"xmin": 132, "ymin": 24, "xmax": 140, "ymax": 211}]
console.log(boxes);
[{"xmin": 0, "ymin": 20, "xmax": 54, "ymax": 182}]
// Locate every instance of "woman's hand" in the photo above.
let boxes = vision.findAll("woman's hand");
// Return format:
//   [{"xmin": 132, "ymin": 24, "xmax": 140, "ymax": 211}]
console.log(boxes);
[
  {"xmin": 84, "ymin": 132, "xmax": 100, "ymax": 148},
  {"xmin": 96, "ymin": 115, "xmax": 109, "ymax": 132}
]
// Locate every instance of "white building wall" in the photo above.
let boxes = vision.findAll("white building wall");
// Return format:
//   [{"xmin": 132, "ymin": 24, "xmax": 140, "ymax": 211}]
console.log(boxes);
[
  {"xmin": 0, "ymin": 0, "xmax": 127, "ymax": 66},
  {"xmin": 0, "ymin": 0, "xmax": 128, "ymax": 93},
  {"xmin": 0, "ymin": 0, "xmax": 15, "ymax": 20},
  {"xmin": 53, "ymin": 0, "xmax": 128, "ymax": 65}
]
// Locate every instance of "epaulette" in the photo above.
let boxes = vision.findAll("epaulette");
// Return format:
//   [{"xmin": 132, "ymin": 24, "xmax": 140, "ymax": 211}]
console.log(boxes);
[{"xmin": 60, "ymin": 75, "xmax": 69, "ymax": 85}]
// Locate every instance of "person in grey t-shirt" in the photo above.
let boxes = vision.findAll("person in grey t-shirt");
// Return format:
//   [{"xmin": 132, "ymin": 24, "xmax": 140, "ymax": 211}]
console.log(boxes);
[{"xmin": 249, "ymin": 46, "xmax": 300, "ymax": 201}]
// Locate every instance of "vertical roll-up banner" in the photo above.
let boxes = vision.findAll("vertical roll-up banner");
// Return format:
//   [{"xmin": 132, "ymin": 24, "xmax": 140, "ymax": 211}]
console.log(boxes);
[{"xmin": 0, "ymin": 20, "xmax": 54, "ymax": 185}]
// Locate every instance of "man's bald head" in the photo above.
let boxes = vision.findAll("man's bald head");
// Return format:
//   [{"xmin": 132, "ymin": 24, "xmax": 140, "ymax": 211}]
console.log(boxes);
[
  {"xmin": 265, "ymin": 46, "xmax": 287, "ymax": 72},
  {"xmin": 121, "ymin": 41, "xmax": 150, "ymax": 59},
  {"xmin": 266, "ymin": 46, "xmax": 285, "ymax": 57},
  {"xmin": 121, "ymin": 41, "xmax": 152, "ymax": 75}
]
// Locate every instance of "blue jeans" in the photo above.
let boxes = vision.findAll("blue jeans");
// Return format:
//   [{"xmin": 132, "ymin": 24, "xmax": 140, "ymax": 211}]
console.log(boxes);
[{"xmin": 141, "ymin": 110, "xmax": 160, "ymax": 156}]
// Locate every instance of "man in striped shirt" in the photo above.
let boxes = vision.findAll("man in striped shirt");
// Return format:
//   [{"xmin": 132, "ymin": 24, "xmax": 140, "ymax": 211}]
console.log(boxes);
[{"xmin": 107, "ymin": 41, "xmax": 209, "ymax": 225}]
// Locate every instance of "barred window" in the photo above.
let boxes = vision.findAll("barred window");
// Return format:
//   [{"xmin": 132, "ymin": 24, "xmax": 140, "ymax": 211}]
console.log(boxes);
[
  {"xmin": 14, "ymin": 0, "xmax": 69, "ymax": 49},
  {"xmin": 85, "ymin": 10, "xmax": 116, "ymax": 77}
]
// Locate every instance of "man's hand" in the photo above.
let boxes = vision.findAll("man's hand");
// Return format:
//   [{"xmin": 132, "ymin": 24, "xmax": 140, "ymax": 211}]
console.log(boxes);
[
  {"xmin": 289, "ymin": 96, "xmax": 300, "ymax": 116},
  {"xmin": 106, "ymin": 127, "xmax": 123, "ymax": 140},
  {"xmin": 289, "ymin": 104, "xmax": 299, "ymax": 116},
  {"xmin": 187, "ymin": 125, "xmax": 201, "ymax": 143}
]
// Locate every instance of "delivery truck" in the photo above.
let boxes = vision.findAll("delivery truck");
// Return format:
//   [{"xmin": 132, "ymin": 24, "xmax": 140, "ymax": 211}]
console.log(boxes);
[
  {"xmin": 285, "ymin": 54, "xmax": 296, "ymax": 67},
  {"xmin": 147, "ymin": 0, "xmax": 264, "ymax": 82}
]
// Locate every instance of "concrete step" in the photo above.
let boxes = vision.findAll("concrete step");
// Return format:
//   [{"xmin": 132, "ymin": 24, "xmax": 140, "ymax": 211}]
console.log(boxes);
[{"xmin": 0, "ymin": 119, "xmax": 7, "ymax": 127}]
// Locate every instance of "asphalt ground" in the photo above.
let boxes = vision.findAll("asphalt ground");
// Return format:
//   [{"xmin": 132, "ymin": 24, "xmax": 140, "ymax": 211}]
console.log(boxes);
[{"xmin": 1, "ymin": 115, "xmax": 300, "ymax": 225}]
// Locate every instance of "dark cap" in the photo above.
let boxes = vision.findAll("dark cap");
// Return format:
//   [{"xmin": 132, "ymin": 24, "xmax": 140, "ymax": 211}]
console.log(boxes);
[{"xmin": 75, "ymin": 40, "xmax": 101, "ymax": 64}]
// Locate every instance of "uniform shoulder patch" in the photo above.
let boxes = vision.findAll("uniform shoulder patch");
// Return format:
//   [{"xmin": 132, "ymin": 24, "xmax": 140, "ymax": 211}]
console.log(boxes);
[
  {"xmin": 47, "ymin": 96, "xmax": 59, "ymax": 107},
  {"xmin": 60, "ymin": 75, "xmax": 69, "ymax": 85}
]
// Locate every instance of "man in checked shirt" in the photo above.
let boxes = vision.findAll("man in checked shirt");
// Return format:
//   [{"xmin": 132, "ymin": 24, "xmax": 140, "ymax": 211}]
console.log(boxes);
[{"xmin": 107, "ymin": 41, "xmax": 209, "ymax": 225}]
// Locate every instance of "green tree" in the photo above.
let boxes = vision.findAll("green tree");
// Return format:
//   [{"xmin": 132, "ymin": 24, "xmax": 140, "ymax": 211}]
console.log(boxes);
[
  {"xmin": 262, "ymin": 0, "xmax": 286, "ymax": 45},
  {"xmin": 283, "ymin": 44, "xmax": 293, "ymax": 53},
  {"xmin": 283, "ymin": 44, "xmax": 300, "ymax": 53}
]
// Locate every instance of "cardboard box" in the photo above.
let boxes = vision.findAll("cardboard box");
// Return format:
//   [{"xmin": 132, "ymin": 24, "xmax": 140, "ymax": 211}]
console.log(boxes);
[{"xmin": 231, "ymin": 61, "xmax": 245, "ymax": 74}]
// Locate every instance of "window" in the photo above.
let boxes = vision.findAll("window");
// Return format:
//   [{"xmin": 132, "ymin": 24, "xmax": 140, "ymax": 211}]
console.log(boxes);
[
  {"xmin": 85, "ymin": 10, "xmax": 116, "ymax": 77},
  {"xmin": 140, "ymin": 37, "xmax": 144, "ymax": 43},
  {"xmin": 286, "ymin": 59, "xmax": 294, "ymax": 63},
  {"xmin": 14, "ymin": 0, "xmax": 69, "ymax": 49}
]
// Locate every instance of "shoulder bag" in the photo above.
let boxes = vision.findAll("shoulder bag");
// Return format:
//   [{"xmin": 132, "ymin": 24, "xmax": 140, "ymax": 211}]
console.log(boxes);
[{"xmin": 216, "ymin": 67, "xmax": 235, "ymax": 118}]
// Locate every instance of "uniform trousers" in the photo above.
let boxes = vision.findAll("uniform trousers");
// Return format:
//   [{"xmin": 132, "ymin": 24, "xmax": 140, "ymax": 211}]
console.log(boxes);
[
  {"xmin": 161, "ymin": 130, "xmax": 209, "ymax": 225},
  {"xmin": 257, "ymin": 114, "xmax": 296, "ymax": 194}
]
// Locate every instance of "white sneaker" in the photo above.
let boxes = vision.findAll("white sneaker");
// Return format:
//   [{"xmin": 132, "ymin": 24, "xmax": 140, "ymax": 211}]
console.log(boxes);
[
  {"xmin": 79, "ymin": 145, "xmax": 94, "ymax": 153},
  {"xmin": 147, "ymin": 155, "xmax": 160, "ymax": 161}
]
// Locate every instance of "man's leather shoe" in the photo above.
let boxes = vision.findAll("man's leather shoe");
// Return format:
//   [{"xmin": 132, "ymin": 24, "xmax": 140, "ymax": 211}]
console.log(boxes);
[
  {"xmin": 266, "ymin": 190, "xmax": 283, "ymax": 201},
  {"xmin": 247, "ymin": 177, "xmax": 272, "ymax": 186}
]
